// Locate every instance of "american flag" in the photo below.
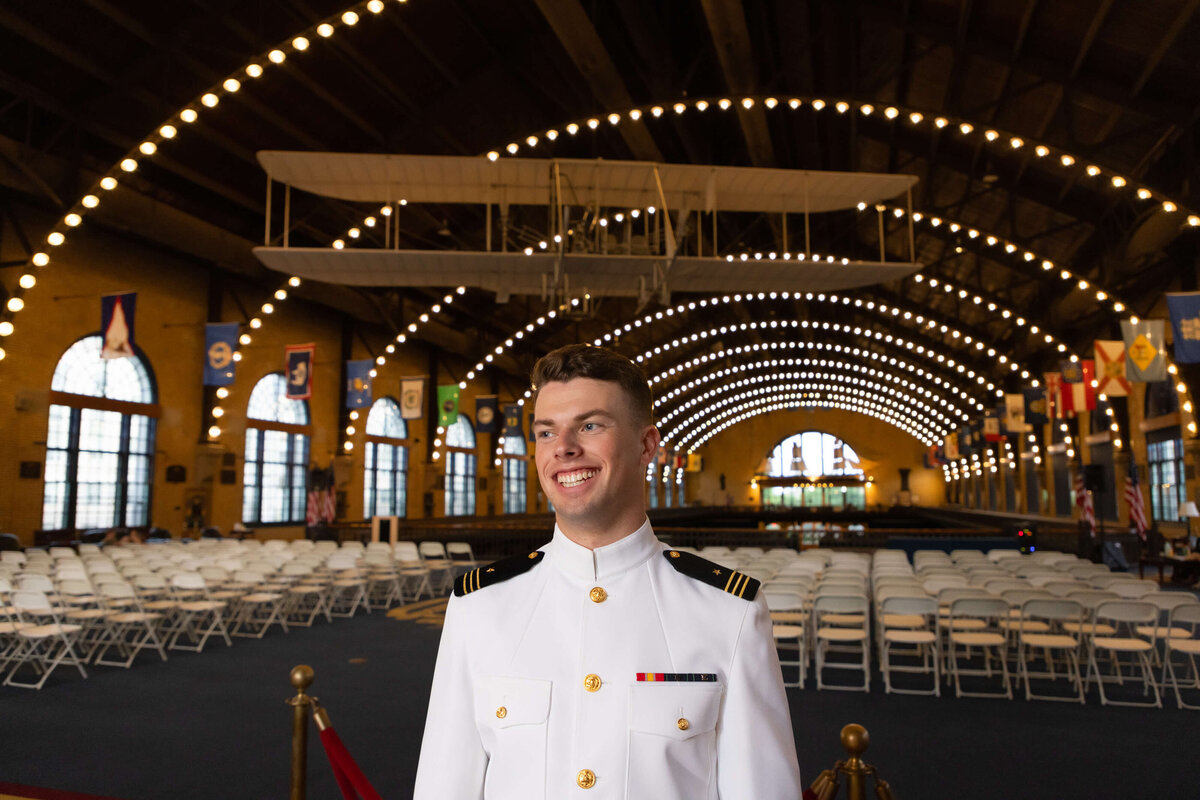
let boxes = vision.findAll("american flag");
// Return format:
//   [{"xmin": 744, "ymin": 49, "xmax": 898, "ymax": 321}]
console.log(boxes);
[
  {"xmin": 306, "ymin": 487, "xmax": 336, "ymax": 525},
  {"xmin": 1073, "ymin": 469, "xmax": 1096, "ymax": 537},
  {"xmin": 1125, "ymin": 466, "xmax": 1148, "ymax": 541}
]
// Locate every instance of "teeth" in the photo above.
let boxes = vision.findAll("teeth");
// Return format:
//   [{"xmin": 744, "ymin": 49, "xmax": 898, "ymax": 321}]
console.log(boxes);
[{"xmin": 558, "ymin": 470, "xmax": 596, "ymax": 487}]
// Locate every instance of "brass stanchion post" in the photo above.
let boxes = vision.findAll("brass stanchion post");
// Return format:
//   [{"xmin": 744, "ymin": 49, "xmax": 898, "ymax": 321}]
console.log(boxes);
[
  {"xmin": 288, "ymin": 665, "xmax": 316, "ymax": 800},
  {"xmin": 839, "ymin": 724, "xmax": 869, "ymax": 800}
]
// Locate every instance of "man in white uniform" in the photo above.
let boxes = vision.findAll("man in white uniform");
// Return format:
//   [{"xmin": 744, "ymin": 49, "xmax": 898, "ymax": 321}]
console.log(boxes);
[{"xmin": 414, "ymin": 344, "xmax": 802, "ymax": 799}]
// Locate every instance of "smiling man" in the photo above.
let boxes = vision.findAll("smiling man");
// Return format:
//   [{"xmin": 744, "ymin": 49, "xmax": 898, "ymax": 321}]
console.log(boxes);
[{"xmin": 414, "ymin": 344, "xmax": 801, "ymax": 799}]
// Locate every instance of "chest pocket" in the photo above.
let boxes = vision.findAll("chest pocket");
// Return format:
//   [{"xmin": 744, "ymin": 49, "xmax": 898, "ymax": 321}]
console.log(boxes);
[
  {"xmin": 628, "ymin": 683, "xmax": 723, "ymax": 799},
  {"xmin": 474, "ymin": 676, "xmax": 551, "ymax": 798}
]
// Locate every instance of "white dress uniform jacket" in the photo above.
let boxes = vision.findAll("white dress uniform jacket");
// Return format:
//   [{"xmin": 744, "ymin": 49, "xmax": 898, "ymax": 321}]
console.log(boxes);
[{"xmin": 413, "ymin": 520, "xmax": 802, "ymax": 799}]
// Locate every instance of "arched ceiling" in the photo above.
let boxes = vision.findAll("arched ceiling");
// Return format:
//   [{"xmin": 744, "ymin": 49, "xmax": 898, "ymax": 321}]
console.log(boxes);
[{"xmin": 2, "ymin": 0, "xmax": 1199, "ymax": 450}]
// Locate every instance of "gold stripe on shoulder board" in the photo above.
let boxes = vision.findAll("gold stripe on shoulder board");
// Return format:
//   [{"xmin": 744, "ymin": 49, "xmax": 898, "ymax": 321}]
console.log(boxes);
[
  {"xmin": 732, "ymin": 573, "xmax": 749, "ymax": 598},
  {"xmin": 723, "ymin": 570, "xmax": 737, "ymax": 593}
]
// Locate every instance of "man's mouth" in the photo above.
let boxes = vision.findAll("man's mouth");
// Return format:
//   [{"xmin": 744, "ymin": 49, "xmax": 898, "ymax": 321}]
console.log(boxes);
[{"xmin": 556, "ymin": 469, "xmax": 597, "ymax": 487}]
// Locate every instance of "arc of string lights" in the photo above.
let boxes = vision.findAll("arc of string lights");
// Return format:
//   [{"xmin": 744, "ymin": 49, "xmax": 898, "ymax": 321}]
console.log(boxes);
[
  {"xmin": 656, "ymin": 364, "xmax": 958, "ymax": 433},
  {"xmin": 660, "ymin": 375, "xmax": 949, "ymax": 445},
  {"xmin": 674, "ymin": 383, "xmax": 942, "ymax": 448},
  {"xmin": 875, "ymin": 204, "xmax": 1133, "ymax": 321},
  {"xmin": 601, "ymin": 291, "xmax": 1036, "ymax": 390},
  {"xmin": 649, "ymin": 343, "xmax": 979, "ymax": 410},
  {"xmin": 638, "ymin": 314, "xmax": 1001, "ymax": 395},
  {"xmin": 684, "ymin": 393, "xmax": 938, "ymax": 451},
  {"xmin": 491, "ymin": 92, "xmax": 1199, "ymax": 239},
  {"xmin": 0, "ymin": 0, "xmax": 406, "ymax": 364}
]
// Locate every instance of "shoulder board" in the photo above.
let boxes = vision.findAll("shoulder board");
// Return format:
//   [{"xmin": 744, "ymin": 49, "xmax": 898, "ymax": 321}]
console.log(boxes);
[
  {"xmin": 662, "ymin": 550, "xmax": 760, "ymax": 601},
  {"xmin": 454, "ymin": 550, "xmax": 545, "ymax": 597}
]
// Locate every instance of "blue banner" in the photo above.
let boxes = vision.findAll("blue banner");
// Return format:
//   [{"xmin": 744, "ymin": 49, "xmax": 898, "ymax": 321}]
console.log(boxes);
[
  {"xmin": 100, "ymin": 292, "xmax": 136, "ymax": 359},
  {"xmin": 203, "ymin": 322, "xmax": 239, "ymax": 386},
  {"xmin": 285, "ymin": 343, "xmax": 314, "ymax": 399},
  {"xmin": 1023, "ymin": 387, "xmax": 1048, "ymax": 427},
  {"xmin": 1167, "ymin": 292, "xmax": 1200, "ymax": 364},
  {"xmin": 1121, "ymin": 319, "xmax": 1167, "ymax": 381},
  {"xmin": 503, "ymin": 404, "xmax": 523, "ymax": 438},
  {"xmin": 475, "ymin": 396, "xmax": 498, "ymax": 433},
  {"xmin": 345, "ymin": 360, "xmax": 373, "ymax": 409}
]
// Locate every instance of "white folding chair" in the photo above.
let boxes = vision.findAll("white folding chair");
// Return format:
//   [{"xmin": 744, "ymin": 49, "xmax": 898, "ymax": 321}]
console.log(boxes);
[
  {"xmin": 167, "ymin": 573, "xmax": 232, "ymax": 652},
  {"xmin": 363, "ymin": 554, "xmax": 404, "ymax": 610},
  {"xmin": 4, "ymin": 590, "xmax": 88, "ymax": 689},
  {"xmin": 764, "ymin": 587, "xmax": 807, "ymax": 689},
  {"xmin": 282, "ymin": 564, "xmax": 331, "ymax": 626},
  {"xmin": 812, "ymin": 594, "xmax": 870, "ymax": 692},
  {"xmin": 93, "ymin": 583, "xmax": 168, "ymax": 668},
  {"xmin": 326, "ymin": 554, "xmax": 369, "ymax": 617},
  {"xmin": 947, "ymin": 597, "xmax": 1012, "ymax": 699},
  {"xmin": 1163, "ymin": 603, "xmax": 1200, "ymax": 709},
  {"xmin": 1084, "ymin": 600, "xmax": 1161, "ymax": 708},
  {"xmin": 228, "ymin": 571, "xmax": 287, "ymax": 638},
  {"xmin": 1017, "ymin": 599, "xmax": 1086, "ymax": 703},
  {"xmin": 879, "ymin": 595, "xmax": 939, "ymax": 696}
]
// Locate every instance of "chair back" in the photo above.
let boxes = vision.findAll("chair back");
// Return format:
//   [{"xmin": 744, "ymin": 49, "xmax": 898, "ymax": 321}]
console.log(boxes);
[
  {"xmin": 763, "ymin": 588, "xmax": 806, "ymax": 612},
  {"xmin": 881, "ymin": 595, "xmax": 937, "ymax": 618},
  {"xmin": 1022, "ymin": 598, "xmax": 1083, "ymax": 625},
  {"xmin": 949, "ymin": 597, "xmax": 1009, "ymax": 620},
  {"xmin": 12, "ymin": 589, "xmax": 53, "ymax": 611}
]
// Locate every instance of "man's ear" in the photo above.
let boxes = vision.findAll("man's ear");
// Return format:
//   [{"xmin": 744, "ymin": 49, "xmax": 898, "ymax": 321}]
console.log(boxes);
[{"xmin": 639, "ymin": 424, "xmax": 662, "ymax": 467}]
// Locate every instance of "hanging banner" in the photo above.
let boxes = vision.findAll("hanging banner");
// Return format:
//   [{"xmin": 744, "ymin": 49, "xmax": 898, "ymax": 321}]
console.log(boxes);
[
  {"xmin": 436, "ymin": 385, "xmax": 460, "ymax": 427},
  {"xmin": 475, "ymin": 396, "xmax": 498, "ymax": 434},
  {"xmin": 1004, "ymin": 394, "xmax": 1025, "ymax": 432},
  {"xmin": 686, "ymin": 453, "xmax": 703, "ymax": 472},
  {"xmin": 285, "ymin": 343, "xmax": 314, "ymax": 400},
  {"xmin": 203, "ymin": 322, "xmax": 239, "ymax": 387},
  {"xmin": 983, "ymin": 408, "xmax": 1003, "ymax": 442},
  {"xmin": 944, "ymin": 432, "xmax": 959, "ymax": 461},
  {"xmin": 503, "ymin": 404, "xmax": 523, "ymax": 438},
  {"xmin": 1044, "ymin": 372, "xmax": 1062, "ymax": 420},
  {"xmin": 1167, "ymin": 292, "xmax": 1200, "ymax": 364},
  {"xmin": 1121, "ymin": 319, "xmax": 1167, "ymax": 382},
  {"xmin": 100, "ymin": 292, "xmax": 137, "ymax": 359},
  {"xmin": 345, "ymin": 360, "xmax": 373, "ymax": 409},
  {"xmin": 399, "ymin": 377, "xmax": 425, "ymax": 420},
  {"xmin": 1060, "ymin": 359, "xmax": 1096, "ymax": 413},
  {"xmin": 1023, "ymin": 387, "xmax": 1048, "ymax": 428},
  {"xmin": 1093, "ymin": 340, "xmax": 1130, "ymax": 396}
]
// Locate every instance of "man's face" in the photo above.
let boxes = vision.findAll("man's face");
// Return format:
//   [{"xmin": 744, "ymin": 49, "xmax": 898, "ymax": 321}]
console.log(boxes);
[{"xmin": 533, "ymin": 378, "xmax": 659, "ymax": 539}]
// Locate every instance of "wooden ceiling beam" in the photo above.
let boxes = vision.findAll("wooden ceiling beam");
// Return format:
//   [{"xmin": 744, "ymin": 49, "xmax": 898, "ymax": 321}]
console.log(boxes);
[{"xmin": 699, "ymin": 0, "xmax": 776, "ymax": 167}]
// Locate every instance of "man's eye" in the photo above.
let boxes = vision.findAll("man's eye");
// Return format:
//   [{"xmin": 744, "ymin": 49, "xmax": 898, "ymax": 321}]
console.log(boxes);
[{"xmin": 582, "ymin": 422, "xmax": 597, "ymax": 431}]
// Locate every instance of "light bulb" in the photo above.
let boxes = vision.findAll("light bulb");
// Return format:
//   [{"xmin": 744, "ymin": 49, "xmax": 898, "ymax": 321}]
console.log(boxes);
[
  {"xmin": 100, "ymin": 177, "xmax": 118, "ymax": 191},
  {"xmin": 47, "ymin": 232, "xmax": 65, "ymax": 246},
  {"xmin": 120, "ymin": 158, "xmax": 138, "ymax": 172},
  {"xmin": 180, "ymin": 108, "xmax": 198, "ymax": 123}
]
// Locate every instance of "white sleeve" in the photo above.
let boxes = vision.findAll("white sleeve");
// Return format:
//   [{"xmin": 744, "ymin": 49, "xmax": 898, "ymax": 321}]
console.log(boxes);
[
  {"xmin": 413, "ymin": 594, "xmax": 487, "ymax": 800},
  {"xmin": 715, "ymin": 593, "xmax": 803, "ymax": 799}
]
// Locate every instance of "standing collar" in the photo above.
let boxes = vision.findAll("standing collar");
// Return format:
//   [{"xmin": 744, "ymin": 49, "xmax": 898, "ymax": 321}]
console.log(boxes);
[{"xmin": 549, "ymin": 518, "xmax": 660, "ymax": 581}]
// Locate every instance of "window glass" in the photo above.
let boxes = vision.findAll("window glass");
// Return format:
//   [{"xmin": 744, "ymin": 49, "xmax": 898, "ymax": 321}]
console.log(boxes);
[
  {"xmin": 242, "ymin": 373, "xmax": 310, "ymax": 524},
  {"xmin": 445, "ymin": 414, "xmax": 476, "ymax": 516},
  {"xmin": 364, "ymin": 398, "xmax": 408, "ymax": 517},
  {"xmin": 503, "ymin": 435, "xmax": 527, "ymax": 514}
]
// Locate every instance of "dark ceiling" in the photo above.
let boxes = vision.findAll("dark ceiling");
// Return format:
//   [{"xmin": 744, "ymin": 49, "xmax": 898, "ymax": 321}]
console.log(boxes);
[{"xmin": 2, "ymin": 0, "xmax": 1200, "ymax": 448}]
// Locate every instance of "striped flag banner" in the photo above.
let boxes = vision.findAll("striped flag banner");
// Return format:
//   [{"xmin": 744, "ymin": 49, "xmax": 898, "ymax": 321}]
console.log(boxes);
[
  {"xmin": 1073, "ymin": 469, "xmax": 1096, "ymax": 538},
  {"xmin": 1125, "ymin": 465, "xmax": 1148, "ymax": 541}
]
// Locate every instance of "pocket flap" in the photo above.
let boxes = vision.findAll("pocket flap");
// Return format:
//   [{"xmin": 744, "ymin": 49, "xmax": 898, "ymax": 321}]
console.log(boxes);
[
  {"xmin": 476, "ymin": 675, "xmax": 552, "ymax": 729},
  {"xmin": 629, "ymin": 683, "xmax": 722, "ymax": 740}
]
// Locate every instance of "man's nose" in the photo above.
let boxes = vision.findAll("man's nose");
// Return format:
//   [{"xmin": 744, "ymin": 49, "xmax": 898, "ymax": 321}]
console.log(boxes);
[{"xmin": 556, "ymin": 429, "xmax": 580, "ymax": 457}]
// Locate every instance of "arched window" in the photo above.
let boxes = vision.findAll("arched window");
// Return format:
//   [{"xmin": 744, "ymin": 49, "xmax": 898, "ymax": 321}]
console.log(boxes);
[
  {"xmin": 243, "ymin": 373, "xmax": 310, "ymax": 523},
  {"xmin": 364, "ymin": 398, "xmax": 408, "ymax": 518},
  {"xmin": 44, "ymin": 334, "xmax": 158, "ymax": 531},
  {"xmin": 502, "ymin": 435, "xmax": 527, "ymax": 514},
  {"xmin": 761, "ymin": 431, "xmax": 866, "ymax": 509},
  {"xmin": 445, "ymin": 413, "xmax": 476, "ymax": 516}
]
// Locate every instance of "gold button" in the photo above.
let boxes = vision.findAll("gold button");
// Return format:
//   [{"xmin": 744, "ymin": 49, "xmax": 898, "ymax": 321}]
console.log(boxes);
[
  {"xmin": 669, "ymin": 551, "xmax": 680, "ymax": 558},
  {"xmin": 528, "ymin": 552, "xmax": 538, "ymax": 559},
  {"xmin": 495, "ymin": 706, "xmax": 507, "ymax": 719},
  {"xmin": 589, "ymin": 586, "xmax": 607, "ymax": 603},
  {"xmin": 576, "ymin": 769, "xmax": 596, "ymax": 789},
  {"xmin": 677, "ymin": 718, "xmax": 689, "ymax": 731},
  {"xmin": 583, "ymin": 673, "xmax": 602, "ymax": 692}
]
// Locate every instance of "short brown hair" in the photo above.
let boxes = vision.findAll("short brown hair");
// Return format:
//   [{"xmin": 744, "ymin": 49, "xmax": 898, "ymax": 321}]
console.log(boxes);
[{"xmin": 531, "ymin": 344, "xmax": 653, "ymax": 425}]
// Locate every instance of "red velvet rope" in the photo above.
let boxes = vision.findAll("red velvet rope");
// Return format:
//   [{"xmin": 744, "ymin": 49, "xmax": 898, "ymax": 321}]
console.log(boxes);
[{"xmin": 318, "ymin": 726, "xmax": 383, "ymax": 800}]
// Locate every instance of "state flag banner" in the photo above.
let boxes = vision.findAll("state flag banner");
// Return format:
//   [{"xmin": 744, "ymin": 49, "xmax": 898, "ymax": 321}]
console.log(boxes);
[
  {"xmin": 1167, "ymin": 292, "xmax": 1200, "ymax": 364},
  {"xmin": 944, "ymin": 432, "xmax": 959, "ymax": 461},
  {"xmin": 345, "ymin": 360, "xmax": 373, "ymax": 409},
  {"xmin": 503, "ymin": 404, "xmax": 523, "ymax": 438},
  {"xmin": 1121, "ymin": 319, "xmax": 1167, "ymax": 382},
  {"xmin": 983, "ymin": 409, "xmax": 1003, "ymax": 442},
  {"xmin": 1060, "ymin": 359, "xmax": 1096, "ymax": 413},
  {"xmin": 100, "ymin": 292, "xmax": 137, "ymax": 359},
  {"xmin": 1005, "ymin": 394, "xmax": 1026, "ymax": 431},
  {"xmin": 1023, "ymin": 387, "xmax": 1048, "ymax": 428},
  {"xmin": 1093, "ymin": 340, "xmax": 1131, "ymax": 397},
  {"xmin": 1044, "ymin": 373, "xmax": 1063, "ymax": 419},
  {"xmin": 475, "ymin": 396, "xmax": 498, "ymax": 434},
  {"xmin": 285, "ymin": 344, "xmax": 315, "ymax": 399},
  {"xmin": 203, "ymin": 322, "xmax": 239, "ymax": 386},
  {"xmin": 686, "ymin": 453, "xmax": 703, "ymax": 472},
  {"xmin": 400, "ymin": 377, "xmax": 425, "ymax": 420},
  {"xmin": 437, "ymin": 385, "xmax": 460, "ymax": 427}
]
